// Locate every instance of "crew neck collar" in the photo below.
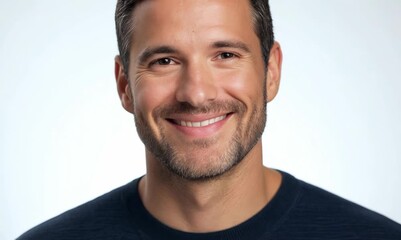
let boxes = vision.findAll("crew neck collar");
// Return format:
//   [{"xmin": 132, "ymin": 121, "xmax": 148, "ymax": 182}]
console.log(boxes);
[{"xmin": 125, "ymin": 171, "xmax": 300, "ymax": 240}]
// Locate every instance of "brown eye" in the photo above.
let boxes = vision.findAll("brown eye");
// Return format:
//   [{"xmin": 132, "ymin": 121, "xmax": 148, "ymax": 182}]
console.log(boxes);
[
  {"xmin": 156, "ymin": 58, "xmax": 172, "ymax": 65},
  {"xmin": 219, "ymin": 52, "xmax": 235, "ymax": 59}
]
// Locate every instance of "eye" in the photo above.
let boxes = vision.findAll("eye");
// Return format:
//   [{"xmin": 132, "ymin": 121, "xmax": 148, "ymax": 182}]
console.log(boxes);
[
  {"xmin": 151, "ymin": 58, "xmax": 174, "ymax": 66},
  {"xmin": 218, "ymin": 52, "xmax": 236, "ymax": 59}
]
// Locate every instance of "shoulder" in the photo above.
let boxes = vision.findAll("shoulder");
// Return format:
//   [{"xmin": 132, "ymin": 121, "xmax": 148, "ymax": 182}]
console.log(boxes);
[
  {"xmin": 17, "ymin": 179, "xmax": 141, "ymax": 240},
  {"xmin": 277, "ymin": 174, "xmax": 401, "ymax": 239},
  {"xmin": 299, "ymin": 180, "xmax": 397, "ymax": 225}
]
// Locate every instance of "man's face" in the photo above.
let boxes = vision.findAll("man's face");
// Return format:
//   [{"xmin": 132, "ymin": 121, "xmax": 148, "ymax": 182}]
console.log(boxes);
[{"xmin": 124, "ymin": 0, "xmax": 269, "ymax": 180}]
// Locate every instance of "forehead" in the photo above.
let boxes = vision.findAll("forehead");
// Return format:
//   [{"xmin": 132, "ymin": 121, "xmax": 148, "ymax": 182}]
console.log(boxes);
[
  {"xmin": 132, "ymin": 0, "xmax": 254, "ymax": 24},
  {"xmin": 130, "ymin": 0, "xmax": 259, "ymax": 54}
]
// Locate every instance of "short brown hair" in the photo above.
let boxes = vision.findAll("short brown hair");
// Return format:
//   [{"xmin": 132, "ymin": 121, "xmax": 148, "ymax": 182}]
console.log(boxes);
[{"xmin": 115, "ymin": 0, "xmax": 274, "ymax": 75}]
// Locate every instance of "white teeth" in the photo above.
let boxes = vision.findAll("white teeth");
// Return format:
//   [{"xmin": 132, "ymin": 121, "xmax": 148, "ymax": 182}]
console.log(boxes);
[
  {"xmin": 200, "ymin": 119, "xmax": 209, "ymax": 127},
  {"xmin": 176, "ymin": 115, "xmax": 227, "ymax": 128}
]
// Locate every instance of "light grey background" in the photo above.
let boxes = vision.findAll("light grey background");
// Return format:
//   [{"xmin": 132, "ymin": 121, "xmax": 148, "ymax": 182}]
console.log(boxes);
[{"xmin": 1, "ymin": 1, "xmax": 400, "ymax": 239}]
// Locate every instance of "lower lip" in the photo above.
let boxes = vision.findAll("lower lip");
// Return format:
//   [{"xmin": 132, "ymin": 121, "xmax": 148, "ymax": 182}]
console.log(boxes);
[{"xmin": 169, "ymin": 114, "xmax": 232, "ymax": 138}]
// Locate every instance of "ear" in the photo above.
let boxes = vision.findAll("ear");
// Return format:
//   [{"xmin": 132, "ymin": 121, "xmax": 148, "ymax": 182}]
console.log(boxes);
[
  {"xmin": 266, "ymin": 42, "xmax": 283, "ymax": 102},
  {"xmin": 115, "ymin": 55, "xmax": 134, "ymax": 113}
]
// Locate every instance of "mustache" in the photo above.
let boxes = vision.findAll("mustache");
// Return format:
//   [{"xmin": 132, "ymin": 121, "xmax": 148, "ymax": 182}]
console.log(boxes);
[{"xmin": 154, "ymin": 101, "xmax": 246, "ymax": 117}]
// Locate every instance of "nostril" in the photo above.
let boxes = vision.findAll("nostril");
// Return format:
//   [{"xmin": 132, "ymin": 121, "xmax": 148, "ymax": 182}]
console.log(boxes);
[{"xmin": 175, "ymin": 87, "xmax": 217, "ymax": 107}]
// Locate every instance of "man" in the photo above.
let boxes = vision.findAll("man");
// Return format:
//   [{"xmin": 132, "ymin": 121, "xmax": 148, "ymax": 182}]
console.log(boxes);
[{"xmin": 18, "ymin": 0, "xmax": 401, "ymax": 239}]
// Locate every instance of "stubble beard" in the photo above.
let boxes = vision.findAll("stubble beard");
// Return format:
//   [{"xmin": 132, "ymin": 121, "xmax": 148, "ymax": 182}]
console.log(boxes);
[{"xmin": 134, "ymin": 99, "xmax": 267, "ymax": 181}]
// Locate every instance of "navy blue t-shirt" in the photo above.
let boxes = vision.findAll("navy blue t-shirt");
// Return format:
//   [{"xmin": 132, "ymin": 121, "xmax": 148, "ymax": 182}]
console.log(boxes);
[{"xmin": 18, "ymin": 171, "xmax": 401, "ymax": 239}]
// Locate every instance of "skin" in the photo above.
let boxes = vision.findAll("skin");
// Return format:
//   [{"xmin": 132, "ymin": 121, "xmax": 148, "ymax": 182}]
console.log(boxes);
[{"xmin": 115, "ymin": 0, "xmax": 283, "ymax": 233}]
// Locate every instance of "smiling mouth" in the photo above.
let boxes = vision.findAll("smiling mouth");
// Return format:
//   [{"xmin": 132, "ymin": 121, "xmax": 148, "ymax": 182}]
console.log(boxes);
[{"xmin": 170, "ymin": 114, "xmax": 228, "ymax": 128}]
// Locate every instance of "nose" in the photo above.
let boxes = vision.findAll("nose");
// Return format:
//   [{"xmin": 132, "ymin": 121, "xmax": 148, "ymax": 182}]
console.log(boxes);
[{"xmin": 175, "ymin": 61, "xmax": 218, "ymax": 107}]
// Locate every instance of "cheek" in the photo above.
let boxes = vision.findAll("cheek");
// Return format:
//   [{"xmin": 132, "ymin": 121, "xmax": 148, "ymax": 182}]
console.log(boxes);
[
  {"xmin": 133, "ymin": 76, "xmax": 177, "ymax": 119},
  {"xmin": 217, "ymin": 69, "xmax": 262, "ymax": 102}
]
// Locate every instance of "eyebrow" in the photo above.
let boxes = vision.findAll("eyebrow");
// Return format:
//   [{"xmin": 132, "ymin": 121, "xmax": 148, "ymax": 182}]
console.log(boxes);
[
  {"xmin": 138, "ymin": 46, "xmax": 180, "ymax": 65},
  {"xmin": 211, "ymin": 40, "xmax": 251, "ymax": 53}
]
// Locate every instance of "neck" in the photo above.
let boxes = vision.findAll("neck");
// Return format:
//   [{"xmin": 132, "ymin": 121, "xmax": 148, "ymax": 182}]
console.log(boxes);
[{"xmin": 139, "ymin": 141, "xmax": 282, "ymax": 233}]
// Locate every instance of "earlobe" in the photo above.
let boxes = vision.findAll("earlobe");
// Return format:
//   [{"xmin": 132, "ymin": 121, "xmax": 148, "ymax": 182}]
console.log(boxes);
[
  {"xmin": 266, "ymin": 42, "xmax": 283, "ymax": 103},
  {"xmin": 115, "ymin": 56, "xmax": 134, "ymax": 113}
]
